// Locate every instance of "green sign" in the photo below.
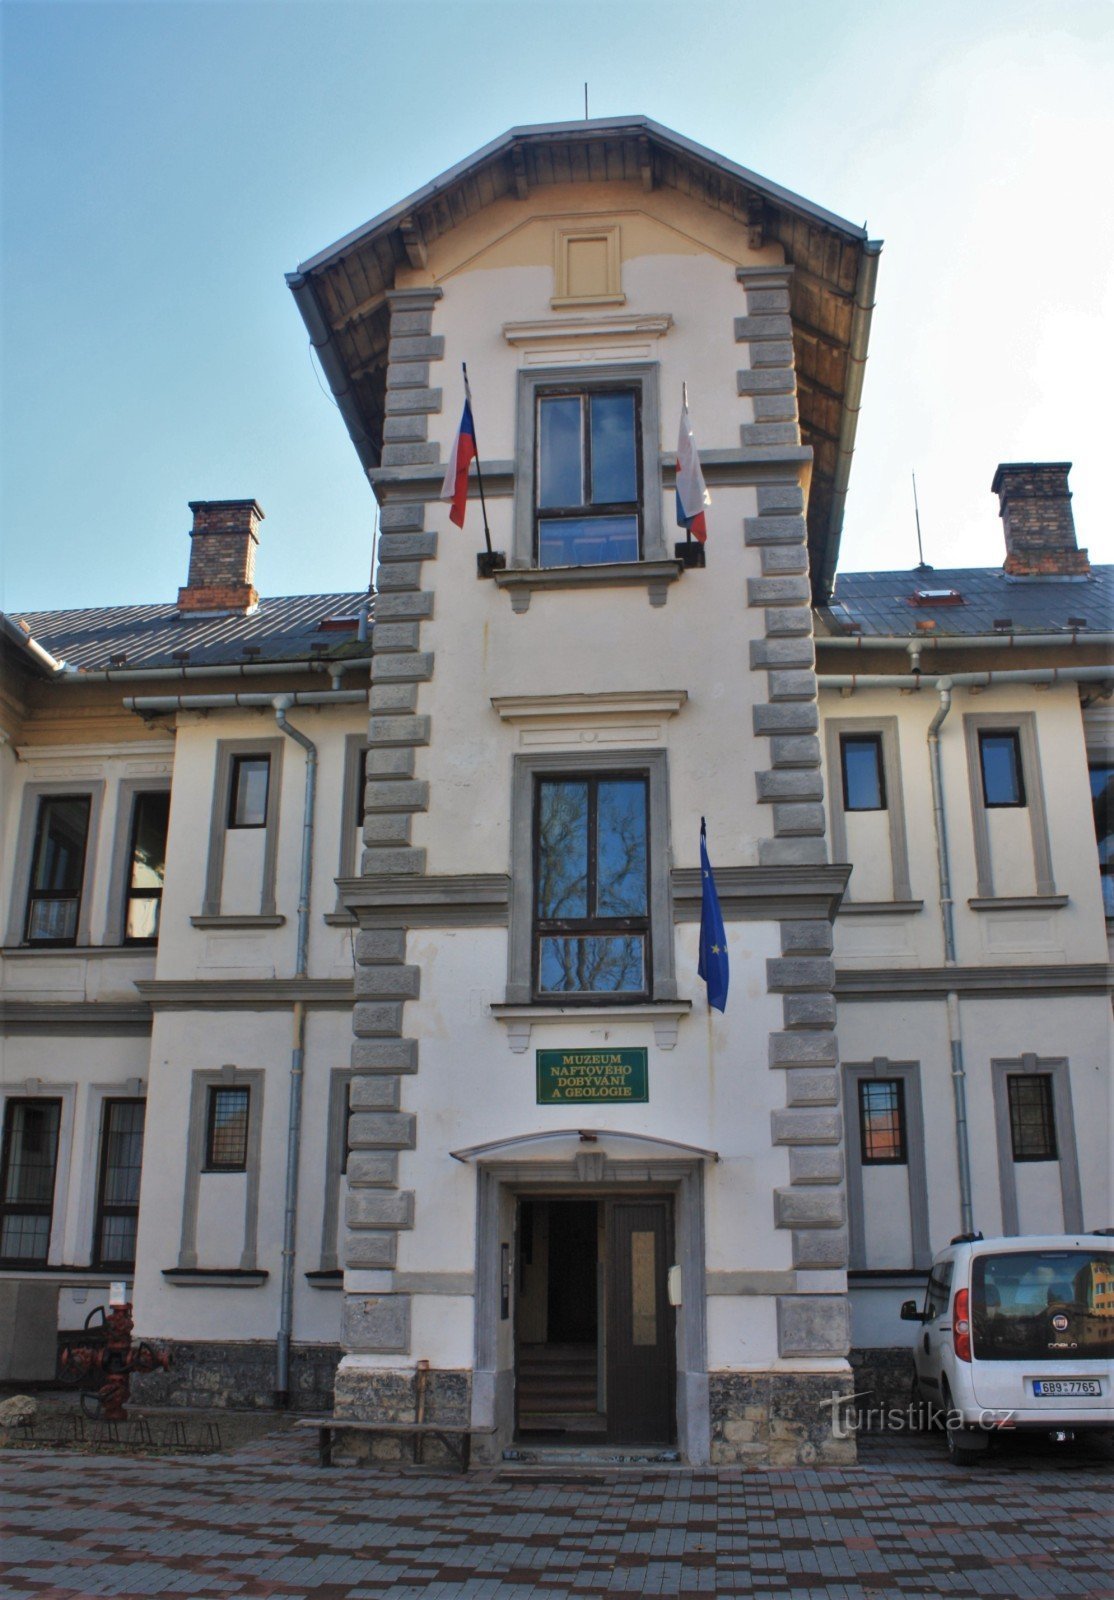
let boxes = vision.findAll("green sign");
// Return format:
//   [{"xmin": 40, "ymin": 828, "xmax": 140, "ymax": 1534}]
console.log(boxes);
[{"xmin": 536, "ymin": 1047, "xmax": 648, "ymax": 1105}]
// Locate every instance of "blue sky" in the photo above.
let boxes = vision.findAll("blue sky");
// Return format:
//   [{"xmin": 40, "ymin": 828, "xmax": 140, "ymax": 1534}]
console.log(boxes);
[{"xmin": 2, "ymin": 0, "xmax": 1111, "ymax": 613}]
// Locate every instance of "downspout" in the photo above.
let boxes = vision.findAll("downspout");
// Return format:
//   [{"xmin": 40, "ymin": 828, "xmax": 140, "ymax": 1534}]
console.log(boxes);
[
  {"xmin": 926, "ymin": 680, "xmax": 975, "ymax": 1235},
  {"xmin": 272, "ymin": 695, "xmax": 317, "ymax": 1407}
]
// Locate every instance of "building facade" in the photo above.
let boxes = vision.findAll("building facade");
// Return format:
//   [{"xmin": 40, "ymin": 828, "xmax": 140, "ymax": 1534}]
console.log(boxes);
[{"xmin": 1, "ymin": 119, "xmax": 1110, "ymax": 1467}]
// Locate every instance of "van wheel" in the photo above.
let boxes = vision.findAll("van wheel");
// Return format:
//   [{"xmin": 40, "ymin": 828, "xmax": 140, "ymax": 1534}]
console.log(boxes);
[{"xmin": 941, "ymin": 1383, "xmax": 988, "ymax": 1466}]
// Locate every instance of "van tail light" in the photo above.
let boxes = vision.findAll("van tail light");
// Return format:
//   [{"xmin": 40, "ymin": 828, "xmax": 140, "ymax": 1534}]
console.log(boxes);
[{"xmin": 953, "ymin": 1288, "xmax": 972, "ymax": 1362}]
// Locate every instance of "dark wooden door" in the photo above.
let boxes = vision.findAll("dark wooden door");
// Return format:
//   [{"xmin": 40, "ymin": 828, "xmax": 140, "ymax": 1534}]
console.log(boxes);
[{"xmin": 605, "ymin": 1199, "xmax": 675, "ymax": 1445}]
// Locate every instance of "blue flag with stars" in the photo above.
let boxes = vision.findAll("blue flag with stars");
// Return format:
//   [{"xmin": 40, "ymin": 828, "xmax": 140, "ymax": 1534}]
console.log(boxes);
[{"xmin": 698, "ymin": 817, "xmax": 729, "ymax": 1012}]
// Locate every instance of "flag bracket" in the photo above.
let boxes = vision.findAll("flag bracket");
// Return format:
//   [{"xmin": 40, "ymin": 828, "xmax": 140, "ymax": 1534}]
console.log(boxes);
[
  {"xmin": 476, "ymin": 550, "xmax": 508, "ymax": 579},
  {"xmin": 674, "ymin": 540, "xmax": 706, "ymax": 568}
]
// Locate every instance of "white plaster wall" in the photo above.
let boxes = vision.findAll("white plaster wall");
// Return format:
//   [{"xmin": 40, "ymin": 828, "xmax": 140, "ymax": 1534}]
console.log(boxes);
[
  {"xmin": 860, "ymin": 1165, "xmax": 913, "ymax": 1267},
  {"xmin": 843, "ymin": 812, "xmax": 894, "ymax": 903},
  {"xmin": 850, "ymin": 1282, "xmax": 924, "ymax": 1349},
  {"xmin": 1014, "ymin": 1161, "xmax": 1066, "ymax": 1234}
]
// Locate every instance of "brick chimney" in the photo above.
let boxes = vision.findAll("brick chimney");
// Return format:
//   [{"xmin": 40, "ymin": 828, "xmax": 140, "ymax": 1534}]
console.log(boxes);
[
  {"xmin": 992, "ymin": 462, "xmax": 1089, "ymax": 576},
  {"xmin": 177, "ymin": 500, "xmax": 264, "ymax": 613}
]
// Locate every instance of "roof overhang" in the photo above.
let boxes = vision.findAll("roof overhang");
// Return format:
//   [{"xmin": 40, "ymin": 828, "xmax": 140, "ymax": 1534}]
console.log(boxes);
[{"xmin": 288, "ymin": 117, "xmax": 881, "ymax": 600}]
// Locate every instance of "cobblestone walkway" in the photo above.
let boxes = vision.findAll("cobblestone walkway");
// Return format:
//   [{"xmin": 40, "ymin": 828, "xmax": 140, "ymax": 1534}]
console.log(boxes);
[{"xmin": 1, "ymin": 1428, "xmax": 1110, "ymax": 1598}]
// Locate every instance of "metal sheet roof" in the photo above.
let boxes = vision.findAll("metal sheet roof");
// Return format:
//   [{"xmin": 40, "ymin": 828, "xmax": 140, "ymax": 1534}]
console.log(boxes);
[
  {"xmin": 822, "ymin": 565, "xmax": 1114, "ymax": 638},
  {"xmin": 12, "ymin": 593, "xmax": 368, "ymax": 671}
]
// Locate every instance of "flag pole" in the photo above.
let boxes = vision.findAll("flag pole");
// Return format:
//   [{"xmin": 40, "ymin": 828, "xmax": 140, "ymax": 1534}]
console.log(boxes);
[
  {"xmin": 682, "ymin": 383, "xmax": 692, "ymax": 550},
  {"xmin": 462, "ymin": 363, "xmax": 492, "ymax": 555}
]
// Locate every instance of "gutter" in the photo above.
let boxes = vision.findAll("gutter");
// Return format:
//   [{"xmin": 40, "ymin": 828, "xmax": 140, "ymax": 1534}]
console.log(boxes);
[
  {"xmin": 819, "ymin": 633, "xmax": 1114, "ymax": 654},
  {"xmin": 65, "ymin": 657, "xmax": 371, "ymax": 686},
  {"xmin": 123, "ymin": 690, "xmax": 367, "ymax": 714},
  {"xmin": 816, "ymin": 239, "xmax": 883, "ymax": 605},
  {"xmin": 818, "ymin": 666, "xmax": 1114, "ymax": 693}
]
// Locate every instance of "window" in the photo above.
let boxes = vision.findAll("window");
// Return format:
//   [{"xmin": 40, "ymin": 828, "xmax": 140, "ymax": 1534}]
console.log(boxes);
[
  {"xmin": 534, "ymin": 773, "xmax": 649, "ymax": 999},
  {"xmin": 1089, "ymin": 763, "xmax": 1114, "ymax": 916},
  {"xmin": 922, "ymin": 1260, "xmax": 953, "ymax": 1321},
  {"xmin": 123, "ymin": 792, "xmax": 170, "ymax": 943},
  {"xmin": 840, "ymin": 734, "xmax": 887, "ymax": 812},
  {"xmin": 94, "ymin": 1099, "xmax": 145, "ymax": 1268},
  {"xmin": 24, "ymin": 796, "xmax": 91, "ymax": 944},
  {"xmin": 535, "ymin": 388, "xmax": 641, "ymax": 568},
  {"xmin": 228, "ymin": 755, "xmax": 270, "ymax": 828},
  {"xmin": 857, "ymin": 1078, "xmax": 907, "ymax": 1164},
  {"xmin": 1007, "ymin": 1074, "xmax": 1057, "ymax": 1161},
  {"xmin": 0, "ymin": 1099, "xmax": 61, "ymax": 1263},
  {"xmin": 979, "ymin": 730, "xmax": 1026, "ymax": 807},
  {"xmin": 205, "ymin": 1086, "xmax": 250, "ymax": 1170}
]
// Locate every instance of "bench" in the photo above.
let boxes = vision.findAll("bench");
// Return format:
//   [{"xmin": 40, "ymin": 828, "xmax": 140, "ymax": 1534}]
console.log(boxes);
[{"xmin": 296, "ymin": 1417, "xmax": 497, "ymax": 1471}]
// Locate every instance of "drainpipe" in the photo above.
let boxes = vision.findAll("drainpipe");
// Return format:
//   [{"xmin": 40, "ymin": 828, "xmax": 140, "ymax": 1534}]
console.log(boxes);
[
  {"xmin": 925, "ymin": 680, "xmax": 975, "ymax": 1236},
  {"xmin": 272, "ymin": 695, "xmax": 317, "ymax": 1407}
]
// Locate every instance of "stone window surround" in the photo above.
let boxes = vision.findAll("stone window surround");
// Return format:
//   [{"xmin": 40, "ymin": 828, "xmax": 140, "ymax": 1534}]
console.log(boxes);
[
  {"xmin": 318, "ymin": 1068, "xmax": 357, "ymax": 1273},
  {"xmin": 0, "ymin": 1081, "xmax": 76, "ymax": 1267},
  {"xmin": 962, "ymin": 712, "xmax": 1055, "ymax": 900},
  {"xmin": 511, "ymin": 362, "xmax": 666, "ymax": 571},
  {"xmin": 5, "ymin": 781, "xmax": 106, "ymax": 949},
  {"xmin": 842, "ymin": 1059, "xmax": 930, "ymax": 1271},
  {"xmin": 505, "ymin": 748, "xmax": 677, "ymax": 1006},
  {"xmin": 990, "ymin": 1055, "xmax": 1083, "ymax": 1235},
  {"xmin": 471, "ymin": 1155, "xmax": 709, "ymax": 1466},
  {"xmin": 333, "ymin": 735, "xmax": 369, "ymax": 914},
  {"xmin": 197, "ymin": 738, "xmax": 284, "ymax": 922},
  {"xmin": 824, "ymin": 717, "xmax": 913, "ymax": 905},
  {"xmin": 103, "ymin": 778, "xmax": 172, "ymax": 947},
  {"xmin": 175, "ymin": 1066, "xmax": 264, "ymax": 1272},
  {"xmin": 72, "ymin": 1077, "xmax": 145, "ymax": 1268}
]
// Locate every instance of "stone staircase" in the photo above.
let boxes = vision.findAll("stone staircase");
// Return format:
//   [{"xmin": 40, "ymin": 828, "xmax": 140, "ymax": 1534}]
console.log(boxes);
[{"xmin": 516, "ymin": 1342, "xmax": 603, "ymax": 1433}]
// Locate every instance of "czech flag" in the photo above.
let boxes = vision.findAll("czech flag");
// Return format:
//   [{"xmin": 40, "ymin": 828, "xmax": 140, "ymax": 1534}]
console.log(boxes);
[
  {"xmin": 697, "ymin": 817, "xmax": 729, "ymax": 1013},
  {"xmin": 675, "ymin": 394, "xmax": 710, "ymax": 542},
  {"xmin": 439, "ymin": 389, "xmax": 477, "ymax": 529}
]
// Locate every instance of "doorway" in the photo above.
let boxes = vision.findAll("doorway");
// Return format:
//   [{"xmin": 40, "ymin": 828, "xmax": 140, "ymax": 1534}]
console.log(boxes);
[{"xmin": 515, "ymin": 1195, "xmax": 675, "ymax": 1446}]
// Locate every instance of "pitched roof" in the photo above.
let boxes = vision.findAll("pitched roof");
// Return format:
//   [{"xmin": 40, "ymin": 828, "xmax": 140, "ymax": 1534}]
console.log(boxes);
[
  {"xmin": 11, "ymin": 593, "xmax": 369, "ymax": 673},
  {"xmin": 287, "ymin": 116, "xmax": 881, "ymax": 603},
  {"xmin": 820, "ymin": 565, "xmax": 1114, "ymax": 638}
]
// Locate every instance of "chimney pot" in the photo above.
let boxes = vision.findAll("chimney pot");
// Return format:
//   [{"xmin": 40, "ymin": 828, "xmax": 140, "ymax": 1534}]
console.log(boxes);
[
  {"xmin": 178, "ymin": 499, "xmax": 264, "ymax": 613},
  {"xmin": 991, "ymin": 462, "xmax": 1088, "ymax": 577}
]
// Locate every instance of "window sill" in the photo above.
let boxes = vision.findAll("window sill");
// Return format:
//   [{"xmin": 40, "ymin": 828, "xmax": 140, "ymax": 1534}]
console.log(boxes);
[
  {"xmin": 1, "ymin": 945, "xmax": 156, "ymax": 959},
  {"xmin": 838, "ymin": 901, "xmax": 924, "ymax": 916},
  {"xmin": 493, "ymin": 559, "xmax": 683, "ymax": 613},
  {"xmin": 161, "ymin": 1267, "xmax": 268, "ymax": 1288},
  {"xmin": 305, "ymin": 1268, "xmax": 343, "ymax": 1290},
  {"xmin": 490, "ymin": 1000, "xmax": 692, "ymax": 1054},
  {"xmin": 967, "ymin": 895, "xmax": 1068, "ymax": 912},
  {"xmin": 189, "ymin": 914, "xmax": 286, "ymax": 929}
]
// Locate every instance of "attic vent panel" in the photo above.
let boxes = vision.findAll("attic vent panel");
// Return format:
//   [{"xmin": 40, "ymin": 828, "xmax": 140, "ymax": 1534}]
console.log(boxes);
[{"xmin": 553, "ymin": 224, "xmax": 623, "ymax": 308}]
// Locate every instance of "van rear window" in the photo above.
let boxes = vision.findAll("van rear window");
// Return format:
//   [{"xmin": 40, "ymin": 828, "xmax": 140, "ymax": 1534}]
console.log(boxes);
[{"xmin": 972, "ymin": 1249, "xmax": 1114, "ymax": 1361}]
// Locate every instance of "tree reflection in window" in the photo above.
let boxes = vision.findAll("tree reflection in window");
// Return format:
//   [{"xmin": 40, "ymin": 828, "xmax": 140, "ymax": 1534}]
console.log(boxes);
[{"xmin": 534, "ymin": 776, "xmax": 649, "ymax": 998}]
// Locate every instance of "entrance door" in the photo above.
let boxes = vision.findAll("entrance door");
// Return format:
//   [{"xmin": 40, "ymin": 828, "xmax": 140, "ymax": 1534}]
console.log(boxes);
[{"xmin": 606, "ymin": 1200, "xmax": 675, "ymax": 1446}]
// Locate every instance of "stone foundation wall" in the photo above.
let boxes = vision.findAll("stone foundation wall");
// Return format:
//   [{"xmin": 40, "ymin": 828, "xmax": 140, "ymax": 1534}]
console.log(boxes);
[
  {"xmin": 709, "ymin": 1370, "xmax": 857, "ymax": 1465},
  {"xmin": 130, "ymin": 1341, "xmax": 339, "ymax": 1412},
  {"xmin": 850, "ymin": 1346, "xmax": 916, "ymax": 1415},
  {"xmin": 330, "ymin": 1365, "xmax": 472, "ymax": 1467}
]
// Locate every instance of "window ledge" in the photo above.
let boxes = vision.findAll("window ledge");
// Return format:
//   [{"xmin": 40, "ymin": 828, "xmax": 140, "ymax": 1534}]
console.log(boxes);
[
  {"xmin": 190, "ymin": 914, "xmax": 286, "ymax": 929},
  {"xmin": 162, "ymin": 1267, "xmax": 268, "ymax": 1288},
  {"xmin": 0, "ymin": 945, "xmax": 157, "ymax": 959},
  {"xmin": 490, "ymin": 1000, "xmax": 692, "ymax": 1054},
  {"xmin": 493, "ymin": 560, "xmax": 683, "ymax": 613},
  {"xmin": 305, "ymin": 1268, "xmax": 343, "ymax": 1290},
  {"xmin": 967, "ymin": 895, "xmax": 1068, "ymax": 912},
  {"xmin": 838, "ymin": 901, "xmax": 924, "ymax": 916}
]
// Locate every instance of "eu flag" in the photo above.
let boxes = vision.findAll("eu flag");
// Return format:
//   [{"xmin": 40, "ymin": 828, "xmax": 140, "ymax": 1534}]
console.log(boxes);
[{"xmin": 698, "ymin": 817, "xmax": 729, "ymax": 1012}]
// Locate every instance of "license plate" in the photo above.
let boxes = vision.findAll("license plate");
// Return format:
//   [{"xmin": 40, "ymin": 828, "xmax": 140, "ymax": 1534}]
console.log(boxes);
[{"xmin": 1032, "ymin": 1379, "xmax": 1102, "ymax": 1397}]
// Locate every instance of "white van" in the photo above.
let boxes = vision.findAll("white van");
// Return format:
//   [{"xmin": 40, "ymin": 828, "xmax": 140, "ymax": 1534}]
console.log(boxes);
[{"xmin": 902, "ymin": 1232, "xmax": 1114, "ymax": 1464}]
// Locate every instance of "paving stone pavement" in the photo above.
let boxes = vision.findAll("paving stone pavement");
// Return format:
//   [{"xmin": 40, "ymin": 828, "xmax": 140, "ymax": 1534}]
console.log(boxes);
[{"xmin": 1, "ymin": 1427, "xmax": 1110, "ymax": 1599}]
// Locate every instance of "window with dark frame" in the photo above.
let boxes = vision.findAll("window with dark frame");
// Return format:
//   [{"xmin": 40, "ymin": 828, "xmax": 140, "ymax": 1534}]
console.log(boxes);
[
  {"xmin": 979, "ymin": 730, "xmax": 1026, "ymax": 808},
  {"xmin": 840, "ymin": 734, "xmax": 887, "ymax": 812},
  {"xmin": 1089, "ymin": 762, "xmax": 1114, "ymax": 918},
  {"xmin": 204, "ymin": 1086, "xmax": 251, "ymax": 1171},
  {"xmin": 857, "ymin": 1077, "xmax": 907, "ymax": 1164},
  {"xmin": 533, "ymin": 773, "xmax": 650, "ymax": 1000},
  {"xmin": 0, "ymin": 1099, "xmax": 62, "ymax": 1263},
  {"xmin": 123, "ymin": 792, "xmax": 170, "ymax": 944},
  {"xmin": 93, "ymin": 1099, "xmax": 146, "ymax": 1268},
  {"xmin": 227, "ymin": 755, "xmax": 270, "ymax": 829},
  {"xmin": 1007, "ymin": 1074, "xmax": 1058, "ymax": 1161},
  {"xmin": 535, "ymin": 387, "xmax": 641, "ymax": 568},
  {"xmin": 24, "ymin": 795, "xmax": 91, "ymax": 945}
]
